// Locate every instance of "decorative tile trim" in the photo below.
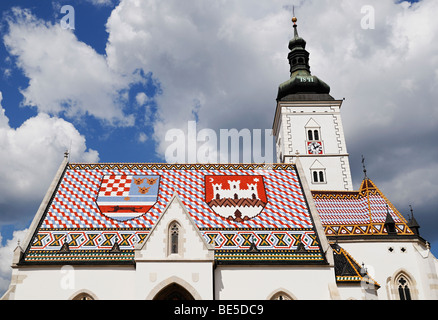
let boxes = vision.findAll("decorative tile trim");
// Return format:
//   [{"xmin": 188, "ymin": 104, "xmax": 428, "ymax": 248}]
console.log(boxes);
[
  {"xmin": 24, "ymin": 250, "xmax": 135, "ymax": 262},
  {"xmin": 201, "ymin": 230, "xmax": 320, "ymax": 250},
  {"xmin": 324, "ymin": 223, "xmax": 413, "ymax": 236},
  {"xmin": 30, "ymin": 229, "xmax": 149, "ymax": 251},
  {"xmin": 67, "ymin": 163, "xmax": 297, "ymax": 171},
  {"xmin": 215, "ymin": 250, "xmax": 325, "ymax": 262}
]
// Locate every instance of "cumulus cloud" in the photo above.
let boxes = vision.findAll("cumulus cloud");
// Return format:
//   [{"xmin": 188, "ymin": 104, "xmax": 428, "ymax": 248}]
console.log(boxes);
[
  {"xmin": 0, "ymin": 92, "xmax": 99, "ymax": 225},
  {"xmin": 105, "ymin": 0, "xmax": 292, "ymax": 157},
  {"xmin": 3, "ymin": 7, "xmax": 135, "ymax": 126}
]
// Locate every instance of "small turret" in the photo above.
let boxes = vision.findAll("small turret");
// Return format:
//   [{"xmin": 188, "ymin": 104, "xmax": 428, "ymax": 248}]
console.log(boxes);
[
  {"xmin": 407, "ymin": 205, "xmax": 421, "ymax": 236},
  {"xmin": 384, "ymin": 204, "xmax": 397, "ymax": 236}
]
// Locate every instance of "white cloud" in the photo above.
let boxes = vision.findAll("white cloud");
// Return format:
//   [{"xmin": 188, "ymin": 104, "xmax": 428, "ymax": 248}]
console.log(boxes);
[
  {"xmin": 0, "ymin": 229, "xmax": 28, "ymax": 297},
  {"xmin": 135, "ymin": 92, "xmax": 149, "ymax": 107},
  {"xmin": 0, "ymin": 92, "xmax": 99, "ymax": 221},
  {"xmin": 105, "ymin": 0, "xmax": 292, "ymax": 157},
  {"xmin": 138, "ymin": 132, "xmax": 148, "ymax": 143},
  {"xmin": 3, "ymin": 7, "xmax": 135, "ymax": 126},
  {"xmin": 87, "ymin": 0, "xmax": 114, "ymax": 6}
]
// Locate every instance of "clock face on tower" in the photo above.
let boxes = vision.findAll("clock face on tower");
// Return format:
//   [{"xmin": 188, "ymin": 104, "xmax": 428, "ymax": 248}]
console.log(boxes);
[{"xmin": 307, "ymin": 141, "xmax": 323, "ymax": 155}]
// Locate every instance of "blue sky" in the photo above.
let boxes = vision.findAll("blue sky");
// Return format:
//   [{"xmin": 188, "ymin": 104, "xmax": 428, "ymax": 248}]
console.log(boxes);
[
  {"xmin": 0, "ymin": 0, "xmax": 437, "ymax": 292},
  {"xmin": 0, "ymin": 0, "xmax": 162, "ymax": 163}
]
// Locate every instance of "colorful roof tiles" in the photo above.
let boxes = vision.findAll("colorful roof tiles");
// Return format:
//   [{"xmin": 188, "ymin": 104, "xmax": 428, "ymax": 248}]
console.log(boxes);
[
  {"xmin": 312, "ymin": 179, "xmax": 414, "ymax": 237},
  {"xmin": 331, "ymin": 243, "xmax": 380, "ymax": 287},
  {"xmin": 23, "ymin": 163, "xmax": 326, "ymax": 264}
]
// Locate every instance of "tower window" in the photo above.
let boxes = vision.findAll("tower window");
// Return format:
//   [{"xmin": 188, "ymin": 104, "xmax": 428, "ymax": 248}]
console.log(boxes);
[
  {"xmin": 319, "ymin": 171, "xmax": 324, "ymax": 182},
  {"xmin": 313, "ymin": 171, "xmax": 318, "ymax": 183},
  {"xmin": 311, "ymin": 170, "xmax": 326, "ymax": 184},
  {"xmin": 314, "ymin": 130, "xmax": 319, "ymax": 141},
  {"xmin": 307, "ymin": 128, "xmax": 321, "ymax": 141}
]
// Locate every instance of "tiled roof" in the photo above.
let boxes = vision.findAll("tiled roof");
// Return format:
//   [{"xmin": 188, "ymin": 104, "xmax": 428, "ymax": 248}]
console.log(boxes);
[
  {"xmin": 23, "ymin": 163, "xmax": 326, "ymax": 264},
  {"xmin": 331, "ymin": 243, "xmax": 380, "ymax": 287},
  {"xmin": 312, "ymin": 179, "xmax": 414, "ymax": 237}
]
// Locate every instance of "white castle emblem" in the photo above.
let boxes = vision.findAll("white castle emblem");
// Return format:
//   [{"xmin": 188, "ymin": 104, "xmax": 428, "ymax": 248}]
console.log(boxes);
[
  {"xmin": 211, "ymin": 179, "xmax": 260, "ymax": 201},
  {"xmin": 206, "ymin": 176, "xmax": 267, "ymax": 222}
]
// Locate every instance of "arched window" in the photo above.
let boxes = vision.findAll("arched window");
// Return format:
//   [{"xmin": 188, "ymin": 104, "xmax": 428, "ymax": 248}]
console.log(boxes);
[
  {"xmin": 169, "ymin": 222, "xmax": 180, "ymax": 254},
  {"xmin": 312, "ymin": 170, "xmax": 326, "ymax": 184},
  {"xmin": 391, "ymin": 271, "xmax": 417, "ymax": 300},
  {"xmin": 308, "ymin": 130, "xmax": 313, "ymax": 141},
  {"xmin": 72, "ymin": 293, "xmax": 94, "ymax": 300},
  {"xmin": 397, "ymin": 276, "xmax": 412, "ymax": 300},
  {"xmin": 313, "ymin": 171, "xmax": 319, "ymax": 183},
  {"xmin": 305, "ymin": 118, "xmax": 322, "ymax": 142},
  {"xmin": 319, "ymin": 171, "xmax": 325, "ymax": 183},
  {"xmin": 269, "ymin": 291, "xmax": 294, "ymax": 300},
  {"xmin": 153, "ymin": 283, "xmax": 195, "ymax": 300},
  {"xmin": 314, "ymin": 130, "xmax": 319, "ymax": 141}
]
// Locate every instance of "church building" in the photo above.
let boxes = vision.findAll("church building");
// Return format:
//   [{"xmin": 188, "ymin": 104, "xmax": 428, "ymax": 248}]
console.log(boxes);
[{"xmin": 2, "ymin": 16, "xmax": 437, "ymax": 300}]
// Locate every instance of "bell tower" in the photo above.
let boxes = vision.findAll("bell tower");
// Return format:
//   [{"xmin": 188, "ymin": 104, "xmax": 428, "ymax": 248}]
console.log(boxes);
[{"xmin": 272, "ymin": 16, "xmax": 353, "ymax": 191}]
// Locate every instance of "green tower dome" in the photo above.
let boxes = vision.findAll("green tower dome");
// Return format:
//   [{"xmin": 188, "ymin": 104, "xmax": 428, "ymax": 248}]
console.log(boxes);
[{"xmin": 277, "ymin": 17, "xmax": 332, "ymax": 101}]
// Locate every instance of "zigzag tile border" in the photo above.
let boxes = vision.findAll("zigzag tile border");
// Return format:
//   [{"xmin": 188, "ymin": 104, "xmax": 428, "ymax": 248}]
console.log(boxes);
[
  {"xmin": 325, "ymin": 223, "xmax": 413, "ymax": 236},
  {"xmin": 200, "ymin": 229, "xmax": 320, "ymax": 250},
  {"xmin": 67, "ymin": 163, "xmax": 296, "ymax": 171},
  {"xmin": 30, "ymin": 229, "xmax": 149, "ymax": 251}
]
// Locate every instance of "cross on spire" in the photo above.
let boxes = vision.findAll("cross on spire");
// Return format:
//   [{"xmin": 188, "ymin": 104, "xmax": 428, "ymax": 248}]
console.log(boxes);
[
  {"xmin": 361, "ymin": 155, "xmax": 368, "ymax": 180},
  {"xmin": 292, "ymin": 6, "xmax": 297, "ymax": 25}
]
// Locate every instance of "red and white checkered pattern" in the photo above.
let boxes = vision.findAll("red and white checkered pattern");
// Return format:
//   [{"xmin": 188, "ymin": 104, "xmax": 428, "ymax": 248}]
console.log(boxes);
[{"xmin": 98, "ymin": 175, "xmax": 132, "ymax": 197}]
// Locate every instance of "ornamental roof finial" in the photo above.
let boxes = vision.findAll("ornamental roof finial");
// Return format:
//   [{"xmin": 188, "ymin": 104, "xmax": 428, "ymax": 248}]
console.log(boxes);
[
  {"xmin": 292, "ymin": 6, "xmax": 297, "ymax": 26},
  {"xmin": 292, "ymin": 7, "xmax": 299, "ymax": 38},
  {"xmin": 361, "ymin": 155, "xmax": 368, "ymax": 180}
]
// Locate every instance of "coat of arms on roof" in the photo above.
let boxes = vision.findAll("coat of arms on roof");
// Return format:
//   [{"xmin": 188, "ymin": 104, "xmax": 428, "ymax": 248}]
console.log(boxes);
[
  {"xmin": 205, "ymin": 175, "xmax": 267, "ymax": 222},
  {"xmin": 96, "ymin": 175, "xmax": 160, "ymax": 221}
]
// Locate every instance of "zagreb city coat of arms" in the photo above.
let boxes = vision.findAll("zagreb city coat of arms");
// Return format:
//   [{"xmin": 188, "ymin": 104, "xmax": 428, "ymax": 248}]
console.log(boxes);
[
  {"xmin": 96, "ymin": 175, "xmax": 160, "ymax": 221},
  {"xmin": 205, "ymin": 175, "xmax": 267, "ymax": 222}
]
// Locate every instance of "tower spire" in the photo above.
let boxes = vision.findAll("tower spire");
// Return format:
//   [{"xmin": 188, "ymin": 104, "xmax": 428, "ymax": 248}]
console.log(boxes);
[
  {"xmin": 292, "ymin": 8, "xmax": 298, "ymax": 37},
  {"xmin": 362, "ymin": 155, "xmax": 368, "ymax": 180},
  {"xmin": 277, "ymin": 13, "xmax": 331, "ymax": 101}
]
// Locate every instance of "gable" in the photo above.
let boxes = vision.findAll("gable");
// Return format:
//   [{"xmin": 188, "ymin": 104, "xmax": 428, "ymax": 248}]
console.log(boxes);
[
  {"xmin": 135, "ymin": 194, "xmax": 214, "ymax": 261},
  {"xmin": 305, "ymin": 118, "xmax": 320, "ymax": 128},
  {"xmin": 310, "ymin": 160, "xmax": 325, "ymax": 169}
]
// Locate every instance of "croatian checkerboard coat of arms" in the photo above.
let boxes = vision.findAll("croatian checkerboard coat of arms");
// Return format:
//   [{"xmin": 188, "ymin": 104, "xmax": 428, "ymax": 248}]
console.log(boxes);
[
  {"xmin": 96, "ymin": 175, "xmax": 160, "ymax": 221},
  {"xmin": 205, "ymin": 175, "xmax": 267, "ymax": 222}
]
